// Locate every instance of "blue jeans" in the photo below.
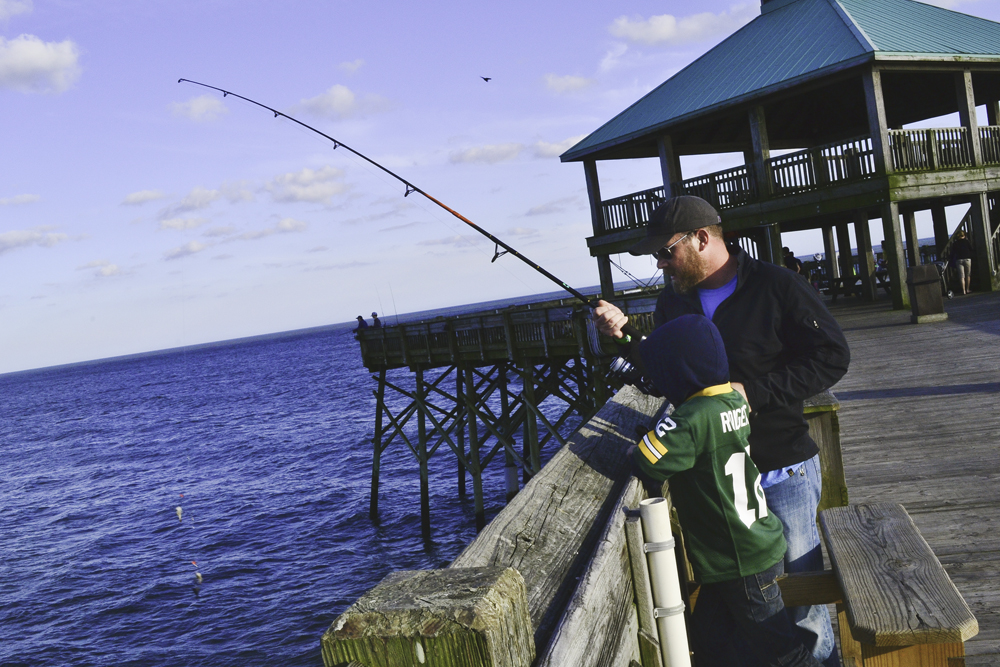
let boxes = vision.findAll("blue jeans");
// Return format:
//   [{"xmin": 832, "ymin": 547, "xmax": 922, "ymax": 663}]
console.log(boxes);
[
  {"xmin": 690, "ymin": 560, "xmax": 821, "ymax": 667},
  {"xmin": 764, "ymin": 454, "xmax": 838, "ymax": 666}
]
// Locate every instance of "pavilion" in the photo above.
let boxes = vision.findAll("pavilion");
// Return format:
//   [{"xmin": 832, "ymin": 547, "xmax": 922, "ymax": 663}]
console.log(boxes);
[{"xmin": 561, "ymin": 0, "xmax": 1000, "ymax": 308}]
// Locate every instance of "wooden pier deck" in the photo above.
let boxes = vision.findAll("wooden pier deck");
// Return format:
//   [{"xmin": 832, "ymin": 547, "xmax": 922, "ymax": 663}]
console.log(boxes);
[{"xmin": 829, "ymin": 291, "xmax": 1000, "ymax": 663}]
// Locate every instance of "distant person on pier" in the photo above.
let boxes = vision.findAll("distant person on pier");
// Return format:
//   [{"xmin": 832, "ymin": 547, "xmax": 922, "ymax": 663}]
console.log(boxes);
[
  {"xmin": 354, "ymin": 315, "xmax": 369, "ymax": 332},
  {"xmin": 631, "ymin": 315, "xmax": 822, "ymax": 667},
  {"xmin": 593, "ymin": 195, "xmax": 849, "ymax": 667},
  {"xmin": 783, "ymin": 247, "xmax": 803, "ymax": 274},
  {"xmin": 950, "ymin": 230, "xmax": 974, "ymax": 295},
  {"xmin": 371, "ymin": 312, "xmax": 382, "ymax": 328}
]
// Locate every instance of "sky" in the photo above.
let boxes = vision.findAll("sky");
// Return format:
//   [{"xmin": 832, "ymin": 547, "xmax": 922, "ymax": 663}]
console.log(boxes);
[{"xmin": 2, "ymin": 0, "xmax": 999, "ymax": 374}]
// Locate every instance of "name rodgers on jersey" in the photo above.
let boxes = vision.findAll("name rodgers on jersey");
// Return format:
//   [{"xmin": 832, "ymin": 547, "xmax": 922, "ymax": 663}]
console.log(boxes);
[{"xmin": 720, "ymin": 405, "xmax": 749, "ymax": 433}]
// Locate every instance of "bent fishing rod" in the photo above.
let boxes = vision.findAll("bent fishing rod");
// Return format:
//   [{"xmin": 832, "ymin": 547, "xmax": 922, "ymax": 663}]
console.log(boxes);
[{"xmin": 178, "ymin": 78, "xmax": 644, "ymax": 341}]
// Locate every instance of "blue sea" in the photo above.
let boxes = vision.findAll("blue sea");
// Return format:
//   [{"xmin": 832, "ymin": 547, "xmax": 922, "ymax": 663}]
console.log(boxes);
[{"xmin": 0, "ymin": 299, "xmax": 591, "ymax": 666}]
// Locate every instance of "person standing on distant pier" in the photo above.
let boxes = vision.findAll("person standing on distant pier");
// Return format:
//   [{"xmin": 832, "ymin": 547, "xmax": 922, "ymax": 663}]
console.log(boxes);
[
  {"xmin": 371, "ymin": 312, "xmax": 382, "ymax": 328},
  {"xmin": 950, "ymin": 230, "xmax": 974, "ymax": 295},
  {"xmin": 593, "ymin": 196, "xmax": 850, "ymax": 667}
]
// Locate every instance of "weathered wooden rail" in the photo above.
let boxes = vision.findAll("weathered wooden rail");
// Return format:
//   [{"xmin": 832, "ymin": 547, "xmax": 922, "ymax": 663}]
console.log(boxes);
[{"xmin": 323, "ymin": 376, "xmax": 979, "ymax": 666}]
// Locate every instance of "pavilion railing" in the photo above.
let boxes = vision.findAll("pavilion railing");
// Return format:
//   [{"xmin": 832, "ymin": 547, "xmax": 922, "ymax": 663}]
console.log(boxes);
[
  {"xmin": 768, "ymin": 135, "xmax": 875, "ymax": 196},
  {"xmin": 673, "ymin": 164, "xmax": 756, "ymax": 211},
  {"xmin": 599, "ymin": 186, "xmax": 665, "ymax": 233},
  {"xmin": 979, "ymin": 126, "xmax": 1000, "ymax": 165},
  {"xmin": 888, "ymin": 128, "xmax": 972, "ymax": 171}
]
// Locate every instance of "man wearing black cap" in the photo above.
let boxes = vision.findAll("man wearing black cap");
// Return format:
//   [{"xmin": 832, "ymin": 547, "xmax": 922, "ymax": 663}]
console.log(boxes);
[{"xmin": 594, "ymin": 195, "xmax": 849, "ymax": 667}]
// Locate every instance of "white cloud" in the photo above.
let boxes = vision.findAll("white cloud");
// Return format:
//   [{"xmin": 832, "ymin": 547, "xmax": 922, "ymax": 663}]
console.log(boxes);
[
  {"xmin": 339, "ymin": 59, "xmax": 364, "ymax": 74},
  {"xmin": 0, "ymin": 228, "xmax": 67, "ymax": 255},
  {"xmin": 160, "ymin": 186, "xmax": 221, "ymax": 218},
  {"xmin": 298, "ymin": 84, "xmax": 389, "ymax": 120},
  {"xmin": 507, "ymin": 227, "xmax": 539, "ymax": 237},
  {"xmin": 417, "ymin": 235, "xmax": 479, "ymax": 247},
  {"xmin": 609, "ymin": 5, "xmax": 756, "ymax": 46},
  {"xmin": 533, "ymin": 135, "xmax": 587, "ymax": 158},
  {"xmin": 121, "ymin": 190, "xmax": 166, "ymax": 206},
  {"xmin": 237, "ymin": 217, "xmax": 309, "ymax": 241},
  {"xmin": 0, "ymin": 193, "xmax": 40, "ymax": 205},
  {"xmin": 265, "ymin": 166, "xmax": 347, "ymax": 204},
  {"xmin": 544, "ymin": 74, "xmax": 594, "ymax": 94},
  {"xmin": 203, "ymin": 225, "xmax": 237, "ymax": 238},
  {"xmin": 164, "ymin": 241, "xmax": 207, "ymax": 260},
  {"xmin": 77, "ymin": 259, "xmax": 121, "ymax": 277},
  {"xmin": 449, "ymin": 143, "xmax": 524, "ymax": 164},
  {"xmin": 526, "ymin": 197, "xmax": 580, "ymax": 216},
  {"xmin": 0, "ymin": 1, "xmax": 32, "ymax": 21},
  {"xmin": 0, "ymin": 34, "xmax": 80, "ymax": 93},
  {"xmin": 160, "ymin": 217, "xmax": 207, "ymax": 230},
  {"xmin": 171, "ymin": 95, "xmax": 228, "ymax": 122},
  {"xmin": 599, "ymin": 43, "xmax": 629, "ymax": 73}
]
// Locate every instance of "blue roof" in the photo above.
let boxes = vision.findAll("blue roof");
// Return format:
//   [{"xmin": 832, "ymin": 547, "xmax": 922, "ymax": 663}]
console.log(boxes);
[{"xmin": 562, "ymin": 0, "xmax": 1000, "ymax": 162}]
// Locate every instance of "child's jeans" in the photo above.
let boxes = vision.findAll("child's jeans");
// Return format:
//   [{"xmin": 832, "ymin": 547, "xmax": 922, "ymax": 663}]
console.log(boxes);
[{"xmin": 690, "ymin": 559, "xmax": 822, "ymax": 667}]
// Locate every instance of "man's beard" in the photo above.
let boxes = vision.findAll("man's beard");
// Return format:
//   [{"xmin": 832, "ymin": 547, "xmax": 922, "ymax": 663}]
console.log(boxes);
[{"xmin": 668, "ymin": 250, "xmax": 711, "ymax": 294}]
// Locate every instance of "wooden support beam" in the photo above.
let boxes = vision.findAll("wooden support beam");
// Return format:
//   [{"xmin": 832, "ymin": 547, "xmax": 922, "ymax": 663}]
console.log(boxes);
[
  {"xmin": 903, "ymin": 209, "xmax": 920, "ymax": 267},
  {"xmin": 370, "ymin": 369, "xmax": 386, "ymax": 520},
  {"xmin": 656, "ymin": 135, "xmax": 678, "ymax": 200},
  {"xmin": 456, "ymin": 368, "xmax": 467, "ymax": 497},
  {"xmin": 836, "ymin": 223, "xmax": 855, "ymax": 287},
  {"xmin": 855, "ymin": 211, "xmax": 878, "ymax": 301},
  {"xmin": 956, "ymin": 71, "xmax": 983, "ymax": 168},
  {"xmin": 466, "ymin": 368, "xmax": 486, "ymax": 531},
  {"xmin": 521, "ymin": 364, "xmax": 541, "ymax": 483},
  {"xmin": 932, "ymin": 204, "xmax": 950, "ymax": 256},
  {"xmin": 863, "ymin": 67, "xmax": 892, "ymax": 176},
  {"xmin": 823, "ymin": 225, "xmax": 840, "ymax": 280},
  {"xmin": 967, "ymin": 192, "xmax": 996, "ymax": 292},
  {"xmin": 988, "ymin": 100, "xmax": 1000, "ymax": 127},
  {"xmin": 748, "ymin": 105, "xmax": 772, "ymax": 200},
  {"xmin": 415, "ymin": 368, "xmax": 431, "ymax": 539},
  {"xmin": 879, "ymin": 202, "xmax": 910, "ymax": 310},
  {"xmin": 584, "ymin": 160, "xmax": 615, "ymax": 300}
]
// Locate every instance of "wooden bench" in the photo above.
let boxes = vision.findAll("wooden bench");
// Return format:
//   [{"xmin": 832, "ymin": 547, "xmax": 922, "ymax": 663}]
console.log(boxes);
[{"xmin": 781, "ymin": 503, "xmax": 978, "ymax": 667}]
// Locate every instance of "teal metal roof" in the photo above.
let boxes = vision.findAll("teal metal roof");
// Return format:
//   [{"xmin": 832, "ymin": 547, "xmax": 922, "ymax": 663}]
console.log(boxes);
[{"xmin": 562, "ymin": 0, "xmax": 1000, "ymax": 162}]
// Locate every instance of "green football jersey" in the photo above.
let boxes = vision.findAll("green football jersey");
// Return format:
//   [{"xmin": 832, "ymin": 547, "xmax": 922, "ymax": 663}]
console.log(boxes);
[{"xmin": 634, "ymin": 384, "xmax": 786, "ymax": 584}]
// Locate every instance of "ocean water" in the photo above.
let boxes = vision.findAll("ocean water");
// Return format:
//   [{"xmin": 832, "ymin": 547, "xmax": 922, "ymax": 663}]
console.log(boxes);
[{"xmin": 0, "ymin": 322, "xmax": 580, "ymax": 666}]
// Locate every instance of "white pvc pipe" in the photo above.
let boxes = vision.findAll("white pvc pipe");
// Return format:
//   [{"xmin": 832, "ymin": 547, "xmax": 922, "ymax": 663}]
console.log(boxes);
[{"xmin": 639, "ymin": 496, "xmax": 691, "ymax": 667}]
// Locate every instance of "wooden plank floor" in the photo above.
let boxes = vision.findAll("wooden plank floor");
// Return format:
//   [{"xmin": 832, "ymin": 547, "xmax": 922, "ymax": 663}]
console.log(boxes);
[{"xmin": 828, "ymin": 290, "xmax": 1000, "ymax": 662}]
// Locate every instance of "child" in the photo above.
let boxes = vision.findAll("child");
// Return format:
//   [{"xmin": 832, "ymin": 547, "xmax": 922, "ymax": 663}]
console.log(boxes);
[{"xmin": 631, "ymin": 314, "xmax": 821, "ymax": 667}]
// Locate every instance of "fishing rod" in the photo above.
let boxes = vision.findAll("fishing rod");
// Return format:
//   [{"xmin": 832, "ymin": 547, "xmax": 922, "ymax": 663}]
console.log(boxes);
[{"xmin": 177, "ymin": 78, "xmax": 644, "ymax": 341}]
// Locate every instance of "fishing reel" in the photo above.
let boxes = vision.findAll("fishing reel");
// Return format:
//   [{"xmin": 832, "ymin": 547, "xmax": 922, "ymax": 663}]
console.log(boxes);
[{"xmin": 606, "ymin": 354, "xmax": 660, "ymax": 397}]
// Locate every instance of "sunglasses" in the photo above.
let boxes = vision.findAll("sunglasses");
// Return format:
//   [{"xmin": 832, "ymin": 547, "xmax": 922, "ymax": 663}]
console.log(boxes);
[{"xmin": 653, "ymin": 232, "xmax": 691, "ymax": 261}]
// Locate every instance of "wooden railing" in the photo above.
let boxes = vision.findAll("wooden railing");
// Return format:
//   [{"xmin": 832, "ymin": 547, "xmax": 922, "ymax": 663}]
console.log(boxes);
[
  {"xmin": 600, "ymin": 186, "xmax": 665, "ymax": 233},
  {"xmin": 356, "ymin": 293, "xmax": 661, "ymax": 371},
  {"xmin": 673, "ymin": 164, "xmax": 755, "ymax": 211},
  {"xmin": 981, "ymin": 126, "xmax": 1000, "ymax": 165},
  {"xmin": 769, "ymin": 136, "xmax": 876, "ymax": 197},
  {"xmin": 889, "ymin": 127, "xmax": 972, "ymax": 171}
]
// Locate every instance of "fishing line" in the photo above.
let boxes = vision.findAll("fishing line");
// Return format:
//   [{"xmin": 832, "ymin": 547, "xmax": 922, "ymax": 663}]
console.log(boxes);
[
  {"xmin": 609, "ymin": 254, "xmax": 660, "ymax": 291},
  {"xmin": 178, "ymin": 79, "xmax": 643, "ymax": 340},
  {"xmin": 388, "ymin": 283, "xmax": 400, "ymax": 326}
]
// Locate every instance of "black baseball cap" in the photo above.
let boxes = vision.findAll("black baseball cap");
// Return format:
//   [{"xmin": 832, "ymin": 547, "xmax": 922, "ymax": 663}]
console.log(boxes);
[{"xmin": 627, "ymin": 196, "xmax": 721, "ymax": 256}]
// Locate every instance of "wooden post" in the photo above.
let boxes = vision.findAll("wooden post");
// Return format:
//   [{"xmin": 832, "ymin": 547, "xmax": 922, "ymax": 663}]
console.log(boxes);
[
  {"xmin": 863, "ymin": 67, "xmax": 893, "ymax": 176},
  {"xmin": 880, "ymin": 201, "xmax": 910, "ymax": 309},
  {"xmin": 823, "ymin": 225, "xmax": 840, "ymax": 280},
  {"xmin": 415, "ymin": 367, "xmax": 431, "ymax": 539},
  {"xmin": 466, "ymin": 368, "xmax": 486, "ymax": 530},
  {"xmin": 903, "ymin": 208, "xmax": 920, "ymax": 267},
  {"xmin": 956, "ymin": 71, "xmax": 983, "ymax": 167},
  {"xmin": 456, "ymin": 367, "xmax": 467, "ymax": 497},
  {"xmin": 967, "ymin": 192, "xmax": 996, "ymax": 292},
  {"xmin": 854, "ymin": 211, "xmax": 878, "ymax": 301},
  {"xmin": 988, "ymin": 100, "xmax": 1000, "ymax": 127},
  {"xmin": 749, "ymin": 105, "xmax": 772, "ymax": 199},
  {"xmin": 932, "ymin": 204, "xmax": 950, "ymax": 258},
  {"xmin": 370, "ymin": 369, "xmax": 386, "ymax": 520},
  {"xmin": 836, "ymin": 223, "xmax": 855, "ymax": 288},
  {"xmin": 322, "ymin": 567, "xmax": 535, "ymax": 667},
  {"xmin": 498, "ymin": 363, "xmax": 519, "ymax": 503},
  {"xmin": 521, "ymin": 363, "xmax": 541, "ymax": 483},
  {"xmin": 657, "ymin": 135, "xmax": 678, "ymax": 200},
  {"xmin": 584, "ymin": 160, "xmax": 615, "ymax": 300}
]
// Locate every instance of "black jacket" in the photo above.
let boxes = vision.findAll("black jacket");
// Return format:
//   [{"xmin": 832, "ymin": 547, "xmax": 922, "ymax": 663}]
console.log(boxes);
[{"xmin": 652, "ymin": 248, "xmax": 850, "ymax": 473}]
